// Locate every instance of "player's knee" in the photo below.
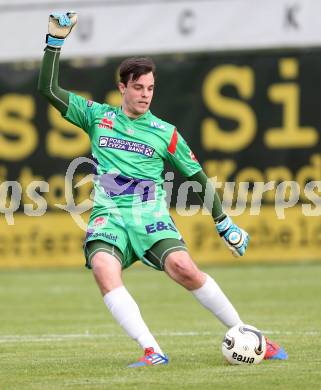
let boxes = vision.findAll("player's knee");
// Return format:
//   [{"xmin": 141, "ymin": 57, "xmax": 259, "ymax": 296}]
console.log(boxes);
[
  {"xmin": 165, "ymin": 254, "xmax": 199, "ymax": 282},
  {"xmin": 91, "ymin": 253, "xmax": 122, "ymax": 294},
  {"xmin": 91, "ymin": 252, "xmax": 119, "ymax": 276},
  {"xmin": 91, "ymin": 256, "xmax": 102, "ymax": 273}
]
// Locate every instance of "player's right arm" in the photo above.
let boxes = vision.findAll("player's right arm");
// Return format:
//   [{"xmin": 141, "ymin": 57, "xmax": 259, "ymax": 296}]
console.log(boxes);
[
  {"xmin": 38, "ymin": 47, "xmax": 69, "ymax": 114},
  {"xmin": 37, "ymin": 12, "xmax": 77, "ymax": 115},
  {"xmin": 38, "ymin": 12, "xmax": 97, "ymax": 134}
]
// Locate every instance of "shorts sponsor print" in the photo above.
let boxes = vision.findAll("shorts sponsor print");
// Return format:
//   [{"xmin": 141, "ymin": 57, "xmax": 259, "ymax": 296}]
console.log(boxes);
[
  {"xmin": 145, "ymin": 221, "xmax": 177, "ymax": 234},
  {"xmin": 84, "ymin": 206, "xmax": 182, "ymax": 270},
  {"xmin": 87, "ymin": 231, "xmax": 118, "ymax": 243},
  {"xmin": 93, "ymin": 216, "xmax": 106, "ymax": 227}
]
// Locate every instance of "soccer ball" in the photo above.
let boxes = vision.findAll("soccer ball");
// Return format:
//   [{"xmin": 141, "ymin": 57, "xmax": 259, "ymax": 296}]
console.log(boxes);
[{"xmin": 222, "ymin": 324, "xmax": 266, "ymax": 365}]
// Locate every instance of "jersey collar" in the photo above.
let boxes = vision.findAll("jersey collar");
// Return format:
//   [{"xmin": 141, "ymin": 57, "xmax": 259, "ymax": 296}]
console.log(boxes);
[{"xmin": 117, "ymin": 106, "xmax": 151, "ymax": 122}]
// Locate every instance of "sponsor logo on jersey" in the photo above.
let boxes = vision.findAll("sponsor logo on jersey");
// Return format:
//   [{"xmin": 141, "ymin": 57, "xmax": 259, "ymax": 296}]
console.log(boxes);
[
  {"xmin": 105, "ymin": 111, "xmax": 117, "ymax": 119},
  {"xmin": 99, "ymin": 136, "xmax": 155, "ymax": 158},
  {"xmin": 99, "ymin": 137, "xmax": 109, "ymax": 147},
  {"xmin": 93, "ymin": 216, "xmax": 106, "ymax": 227},
  {"xmin": 150, "ymin": 121, "xmax": 165, "ymax": 130},
  {"xmin": 98, "ymin": 118, "xmax": 114, "ymax": 130},
  {"xmin": 144, "ymin": 147, "xmax": 154, "ymax": 157}
]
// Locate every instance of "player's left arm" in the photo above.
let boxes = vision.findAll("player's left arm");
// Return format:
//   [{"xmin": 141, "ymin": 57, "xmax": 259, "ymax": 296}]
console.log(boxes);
[
  {"xmin": 189, "ymin": 170, "xmax": 249, "ymax": 257},
  {"xmin": 165, "ymin": 128, "xmax": 249, "ymax": 257}
]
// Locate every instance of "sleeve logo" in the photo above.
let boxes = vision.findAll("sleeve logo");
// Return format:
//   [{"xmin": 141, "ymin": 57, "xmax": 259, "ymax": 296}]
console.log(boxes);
[{"xmin": 190, "ymin": 151, "xmax": 198, "ymax": 161}]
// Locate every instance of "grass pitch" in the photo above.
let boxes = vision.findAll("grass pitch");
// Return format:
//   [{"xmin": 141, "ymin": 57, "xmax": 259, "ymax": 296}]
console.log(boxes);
[{"xmin": 0, "ymin": 263, "xmax": 321, "ymax": 390}]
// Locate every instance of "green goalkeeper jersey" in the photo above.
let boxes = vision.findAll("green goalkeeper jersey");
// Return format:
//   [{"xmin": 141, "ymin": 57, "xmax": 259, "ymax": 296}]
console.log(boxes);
[{"xmin": 64, "ymin": 93, "xmax": 202, "ymax": 207}]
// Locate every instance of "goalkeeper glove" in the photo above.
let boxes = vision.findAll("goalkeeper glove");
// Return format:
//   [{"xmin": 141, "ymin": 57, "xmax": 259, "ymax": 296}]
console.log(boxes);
[
  {"xmin": 46, "ymin": 12, "xmax": 78, "ymax": 48},
  {"xmin": 215, "ymin": 215, "xmax": 249, "ymax": 257}
]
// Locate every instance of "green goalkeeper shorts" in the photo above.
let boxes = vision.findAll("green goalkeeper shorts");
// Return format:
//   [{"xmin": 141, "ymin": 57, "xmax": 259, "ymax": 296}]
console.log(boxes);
[
  {"xmin": 84, "ymin": 201, "xmax": 186, "ymax": 271},
  {"xmin": 85, "ymin": 237, "xmax": 187, "ymax": 271}
]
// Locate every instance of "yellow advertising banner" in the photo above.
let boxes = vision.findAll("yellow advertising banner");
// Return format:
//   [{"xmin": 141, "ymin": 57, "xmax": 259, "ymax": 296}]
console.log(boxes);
[
  {"xmin": 0, "ymin": 213, "xmax": 86, "ymax": 268},
  {"xmin": 172, "ymin": 207, "xmax": 321, "ymax": 264},
  {"xmin": 0, "ymin": 206, "xmax": 320, "ymax": 268}
]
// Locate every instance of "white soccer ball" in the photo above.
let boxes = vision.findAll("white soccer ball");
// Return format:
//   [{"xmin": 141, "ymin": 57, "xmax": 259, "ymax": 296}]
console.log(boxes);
[{"xmin": 222, "ymin": 324, "xmax": 266, "ymax": 365}]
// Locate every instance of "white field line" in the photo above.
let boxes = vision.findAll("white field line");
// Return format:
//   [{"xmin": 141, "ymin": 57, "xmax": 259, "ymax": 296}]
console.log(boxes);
[{"xmin": 0, "ymin": 330, "xmax": 319, "ymax": 344}]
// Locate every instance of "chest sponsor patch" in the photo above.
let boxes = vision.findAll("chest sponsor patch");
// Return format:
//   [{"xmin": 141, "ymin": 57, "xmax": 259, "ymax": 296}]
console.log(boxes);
[
  {"xmin": 99, "ymin": 136, "xmax": 155, "ymax": 157},
  {"xmin": 98, "ymin": 118, "xmax": 114, "ymax": 130}
]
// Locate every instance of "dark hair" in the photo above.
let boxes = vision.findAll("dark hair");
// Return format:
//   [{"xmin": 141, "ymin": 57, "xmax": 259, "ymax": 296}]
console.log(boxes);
[{"xmin": 119, "ymin": 57, "xmax": 156, "ymax": 86}]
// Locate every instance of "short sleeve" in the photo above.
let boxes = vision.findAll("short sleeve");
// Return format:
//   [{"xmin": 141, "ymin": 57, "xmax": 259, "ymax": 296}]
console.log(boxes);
[
  {"xmin": 63, "ymin": 92, "xmax": 102, "ymax": 134},
  {"xmin": 165, "ymin": 128, "xmax": 202, "ymax": 177}
]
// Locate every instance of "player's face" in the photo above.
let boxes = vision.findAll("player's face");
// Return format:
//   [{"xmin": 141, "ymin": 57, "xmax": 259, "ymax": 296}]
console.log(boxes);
[{"xmin": 119, "ymin": 72, "xmax": 154, "ymax": 118}]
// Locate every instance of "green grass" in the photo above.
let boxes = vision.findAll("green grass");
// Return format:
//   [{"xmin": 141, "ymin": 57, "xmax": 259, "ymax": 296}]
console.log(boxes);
[{"xmin": 0, "ymin": 263, "xmax": 321, "ymax": 390}]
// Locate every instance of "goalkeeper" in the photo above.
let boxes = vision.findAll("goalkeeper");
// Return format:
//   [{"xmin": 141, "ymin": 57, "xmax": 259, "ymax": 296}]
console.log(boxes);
[{"xmin": 38, "ymin": 12, "xmax": 287, "ymax": 366}]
